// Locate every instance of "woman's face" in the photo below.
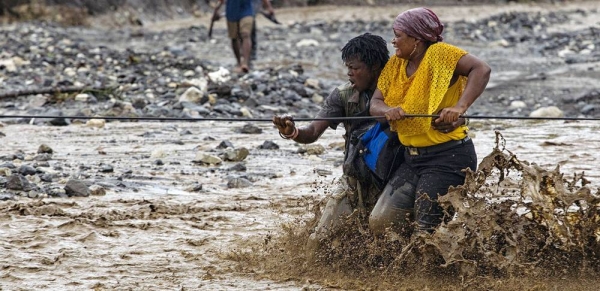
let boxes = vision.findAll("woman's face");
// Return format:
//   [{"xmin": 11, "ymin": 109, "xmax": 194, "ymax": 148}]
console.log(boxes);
[{"xmin": 391, "ymin": 29, "xmax": 418, "ymax": 59}]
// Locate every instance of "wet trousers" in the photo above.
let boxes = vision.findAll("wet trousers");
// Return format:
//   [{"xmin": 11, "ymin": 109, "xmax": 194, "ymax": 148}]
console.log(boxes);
[
  {"xmin": 308, "ymin": 175, "xmax": 380, "ymax": 245},
  {"xmin": 369, "ymin": 139, "xmax": 477, "ymax": 233}
]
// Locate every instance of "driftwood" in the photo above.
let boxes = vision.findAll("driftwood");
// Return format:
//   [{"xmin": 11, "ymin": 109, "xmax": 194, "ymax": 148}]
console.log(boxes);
[{"xmin": 0, "ymin": 86, "xmax": 114, "ymax": 99}]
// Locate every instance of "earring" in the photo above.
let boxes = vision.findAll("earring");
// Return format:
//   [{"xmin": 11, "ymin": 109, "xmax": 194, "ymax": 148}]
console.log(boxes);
[{"xmin": 408, "ymin": 43, "xmax": 418, "ymax": 59}]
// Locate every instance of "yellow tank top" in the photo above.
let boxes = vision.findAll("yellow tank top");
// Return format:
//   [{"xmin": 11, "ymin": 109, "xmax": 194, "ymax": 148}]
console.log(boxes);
[{"xmin": 378, "ymin": 42, "xmax": 469, "ymax": 147}]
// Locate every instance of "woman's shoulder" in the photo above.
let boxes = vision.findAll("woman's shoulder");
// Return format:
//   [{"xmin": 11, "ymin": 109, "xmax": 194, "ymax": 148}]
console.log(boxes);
[
  {"xmin": 384, "ymin": 55, "xmax": 404, "ymax": 70},
  {"xmin": 388, "ymin": 55, "xmax": 402, "ymax": 64},
  {"xmin": 429, "ymin": 42, "xmax": 468, "ymax": 56}
]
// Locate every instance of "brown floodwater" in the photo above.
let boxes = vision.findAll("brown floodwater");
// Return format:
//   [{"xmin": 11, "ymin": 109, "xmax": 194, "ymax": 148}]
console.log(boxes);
[
  {"xmin": 0, "ymin": 117, "xmax": 599, "ymax": 290},
  {"xmin": 2, "ymin": 1, "xmax": 600, "ymax": 289}
]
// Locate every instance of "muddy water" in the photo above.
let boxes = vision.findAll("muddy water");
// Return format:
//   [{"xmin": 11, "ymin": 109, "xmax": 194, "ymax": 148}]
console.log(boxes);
[
  {"xmin": 0, "ymin": 118, "xmax": 599, "ymax": 290},
  {"xmin": 2, "ymin": 2, "xmax": 600, "ymax": 289}
]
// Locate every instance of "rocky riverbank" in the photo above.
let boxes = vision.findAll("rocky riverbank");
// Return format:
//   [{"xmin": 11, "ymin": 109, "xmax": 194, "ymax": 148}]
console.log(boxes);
[
  {"xmin": 1, "ymin": 2, "xmax": 599, "ymax": 126},
  {"xmin": 1, "ymin": 2, "xmax": 600, "ymax": 290}
]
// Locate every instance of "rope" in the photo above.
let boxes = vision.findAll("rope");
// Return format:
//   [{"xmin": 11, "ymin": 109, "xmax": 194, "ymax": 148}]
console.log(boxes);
[
  {"xmin": 0, "ymin": 114, "xmax": 598, "ymax": 122},
  {"xmin": 0, "ymin": 114, "xmax": 373, "ymax": 122},
  {"xmin": 405, "ymin": 114, "xmax": 600, "ymax": 121}
]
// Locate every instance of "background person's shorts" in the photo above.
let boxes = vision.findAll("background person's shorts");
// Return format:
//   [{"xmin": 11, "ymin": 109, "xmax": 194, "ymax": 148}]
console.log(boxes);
[{"xmin": 227, "ymin": 16, "xmax": 253, "ymax": 39}]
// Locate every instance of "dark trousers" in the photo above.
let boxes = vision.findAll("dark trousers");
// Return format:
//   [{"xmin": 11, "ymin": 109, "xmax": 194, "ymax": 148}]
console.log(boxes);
[{"xmin": 372, "ymin": 139, "xmax": 477, "ymax": 232}]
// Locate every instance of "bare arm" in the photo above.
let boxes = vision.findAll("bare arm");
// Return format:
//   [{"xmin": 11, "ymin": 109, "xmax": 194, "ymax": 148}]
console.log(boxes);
[
  {"xmin": 370, "ymin": 88, "xmax": 466, "ymax": 131},
  {"xmin": 436, "ymin": 54, "xmax": 491, "ymax": 123},
  {"xmin": 272, "ymin": 116, "xmax": 329, "ymax": 144},
  {"xmin": 369, "ymin": 89, "xmax": 406, "ymax": 123}
]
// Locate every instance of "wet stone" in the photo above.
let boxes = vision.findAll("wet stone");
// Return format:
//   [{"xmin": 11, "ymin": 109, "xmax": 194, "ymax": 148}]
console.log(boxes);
[
  {"xmin": 0, "ymin": 163, "xmax": 16, "ymax": 169},
  {"xmin": 291, "ymin": 83, "xmax": 308, "ymax": 97},
  {"xmin": 236, "ymin": 123, "xmax": 262, "ymax": 134},
  {"xmin": 89, "ymin": 185, "xmax": 106, "ymax": 196},
  {"xmin": 6, "ymin": 174, "xmax": 35, "ymax": 191},
  {"xmin": 217, "ymin": 140, "xmax": 235, "ymax": 149},
  {"xmin": 258, "ymin": 140, "xmax": 279, "ymax": 150},
  {"xmin": 74, "ymin": 93, "xmax": 96, "ymax": 103},
  {"xmin": 40, "ymin": 173, "xmax": 54, "ymax": 182},
  {"xmin": 131, "ymin": 97, "xmax": 148, "ymax": 109},
  {"xmin": 193, "ymin": 153, "xmax": 222, "ymax": 165},
  {"xmin": 49, "ymin": 115, "xmax": 69, "ymax": 127},
  {"xmin": 0, "ymin": 191, "xmax": 14, "ymax": 201},
  {"xmin": 17, "ymin": 165, "xmax": 37, "ymax": 176},
  {"xmin": 144, "ymin": 105, "xmax": 172, "ymax": 117},
  {"xmin": 228, "ymin": 163, "xmax": 247, "ymax": 172},
  {"xmin": 231, "ymin": 87, "xmax": 250, "ymax": 100},
  {"xmin": 529, "ymin": 106, "xmax": 564, "ymax": 117},
  {"xmin": 315, "ymin": 168, "xmax": 333, "ymax": 176},
  {"xmin": 179, "ymin": 101, "xmax": 206, "ymax": 112},
  {"xmin": 99, "ymin": 164, "xmax": 114, "ymax": 173},
  {"xmin": 213, "ymin": 104, "xmax": 242, "ymax": 116},
  {"xmin": 34, "ymin": 161, "xmax": 50, "ymax": 168},
  {"xmin": 179, "ymin": 129, "xmax": 193, "ymax": 136},
  {"xmin": 8, "ymin": 153, "xmax": 24, "ymax": 161},
  {"xmin": 27, "ymin": 190, "xmax": 40, "ymax": 198},
  {"xmin": 0, "ymin": 168, "xmax": 12, "ymax": 176},
  {"xmin": 243, "ymin": 97, "xmax": 259, "ymax": 108},
  {"xmin": 79, "ymin": 164, "xmax": 92, "ymax": 170},
  {"xmin": 283, "ymin": 89, "xmax": 302, "ymax": 103},
  {"xmin": 298, "ymin": 144, "xmax": 326, "ymax": 155},
  {"xmin": 64, "ymin": 179, "xmax": 90, "ymax": 197},
  {"xmin": 179, "ymin": 87, "xmax": 206, "ymax": 104},
  {"xmin": 34, "ymin": 153, "xmax": 53, "ymax": 161},
  {"xmin": 169, "ymin": 139, "xmax": 184, "ymax": 145},
  {"xmin": 47, "ymin": 187, "xmax": 68, "ymax": 198},
  {"xmin": 226, "ymin": 177, "xmax": 252, "ymax": 189},
  {"xmin": 185, "ymin": 183, "xmax": 203, "ymax": 192},
  {"xmin": 76, "ymin": 172, "xmax": 91, "ymax": 179},
  {"xmin": 581, "ymin": 104, "xmax": 596, "ymax": 114},
  {"xmin": 222, "ymin": 147, "xmax": 249, "ymax": 162}
]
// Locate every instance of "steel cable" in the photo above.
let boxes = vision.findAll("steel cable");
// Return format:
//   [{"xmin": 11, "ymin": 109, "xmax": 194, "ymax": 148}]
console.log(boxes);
[{"xmin": 0, "ymin": 114, "xmax": 599, "ymax": 122}]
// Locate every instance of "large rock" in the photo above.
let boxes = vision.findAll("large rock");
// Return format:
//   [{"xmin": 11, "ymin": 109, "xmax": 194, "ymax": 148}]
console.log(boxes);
[
  {"xmin": 179, "ymin": 87, "xmax": 206, "ymax": 104},
  {"xmin": 529, "ymin": 106, "xmax": 564, "ymax": 118},
  {"xmin": 64, "ymin": 179, "xmax": 90, "ymax": 197},
  {"xmin": 6, "ymin": 174, "xmax": 35, "ymax": 191}
]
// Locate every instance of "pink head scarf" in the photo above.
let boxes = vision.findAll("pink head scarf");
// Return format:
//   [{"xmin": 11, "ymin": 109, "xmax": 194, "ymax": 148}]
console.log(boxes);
[{"xmin": 393, "ymin": 7, "xmax": 444, "ymax": 43}]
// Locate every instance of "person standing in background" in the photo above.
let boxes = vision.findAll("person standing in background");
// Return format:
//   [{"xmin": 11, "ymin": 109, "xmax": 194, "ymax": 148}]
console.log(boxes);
[
  {"xmin": 213, "ymin": 0, "xmax": 274, "ymax": 73},
  {"xmin": 250, "ymin": 0, "xmax": 261, "ymax": 61},
  {"xmin": 251, "ymin": 0, "xmax": 277, "ymax": 62}
]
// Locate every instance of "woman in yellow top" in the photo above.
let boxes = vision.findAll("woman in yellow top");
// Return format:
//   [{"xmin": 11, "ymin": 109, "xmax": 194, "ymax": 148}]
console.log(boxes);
[{"xmin": 369, "ymin": 7, "xmax": 491, "ymax": 234}]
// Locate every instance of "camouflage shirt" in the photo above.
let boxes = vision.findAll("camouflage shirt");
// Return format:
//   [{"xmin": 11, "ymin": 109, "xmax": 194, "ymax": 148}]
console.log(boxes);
[{"xmin": 316, "ymin": 82, "xmax": 375, "ymax": 146}]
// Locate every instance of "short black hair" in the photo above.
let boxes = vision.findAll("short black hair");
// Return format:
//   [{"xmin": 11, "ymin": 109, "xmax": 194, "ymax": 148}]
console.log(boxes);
[{"xmin": 341, "ymin": 33, "xmax": 389, "ymax": 70}]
